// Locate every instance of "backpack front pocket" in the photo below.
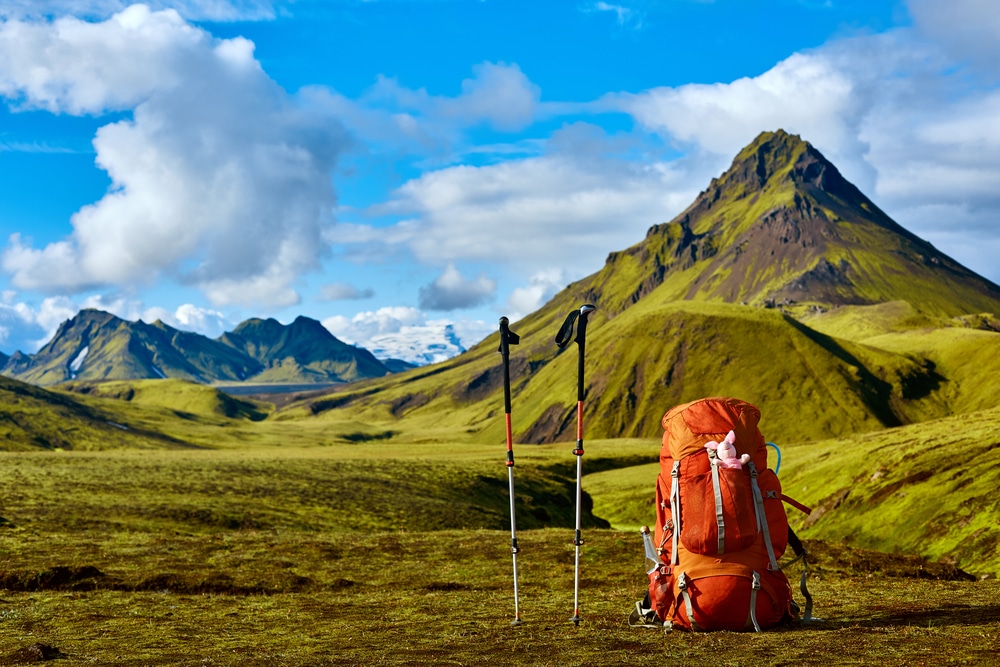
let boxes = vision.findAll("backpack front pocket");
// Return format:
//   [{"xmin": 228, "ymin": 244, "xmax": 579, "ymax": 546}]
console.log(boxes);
[{"xmin": 679, "ymin": 464, "xmax": 758, "ymax": 555}]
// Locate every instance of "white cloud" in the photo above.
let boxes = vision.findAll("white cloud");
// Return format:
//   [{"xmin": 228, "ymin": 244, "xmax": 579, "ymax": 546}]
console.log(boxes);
[
  {"xmin": 606, "ymin": 41, "xmax": 895, "ymax": 192},
  {"xmin": 907, "ymin": 0, "xmax": 1000, "ymax": 73},
  {"xmin": 319, "ymin": 282, "xmax": 375, "ymax": 301},
  {"xmin": 418, "ymin": 263, "xmax": 496, "ymax": 311},
  {"xmin": 142, "ymin": 303, "xmax": 231, "ymax": 337},
  {"xmin": 0, "ymin": 295, "xmax": 81, "ymax": 353},
  {"xmin": 352, "ymin": 123, "xmax": 703, "ymax": 283},
  {"xmin": 300, "ymin": 61, "xmax": 541, "ymax": 159},
  {"xmin": 505, "ymin": 269, "xmax": 566, "ymax": 320},
  {"xmin": 0, "ymin": 5, "xmax": 344, "ymax": 307},
  {"xmin": 322, "ymin": 305, "xmax": 491, "ymax": 365},
  {"xmin": 323, "ymin": 305, "xmax": 426, "ymax": 344},
  {"xmin": 0, "ymin": 1, "xmax": 284, "ymax": 22},
  {"xmin": 587, "ymin": 2, "xmax": 643, "ymax": 29}
]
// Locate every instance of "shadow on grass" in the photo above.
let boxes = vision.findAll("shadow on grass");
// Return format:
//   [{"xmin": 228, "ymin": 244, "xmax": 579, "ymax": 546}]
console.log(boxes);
[{"xmin": 803, "ymin": 603, "xmax": 1000, "ymax": 631}]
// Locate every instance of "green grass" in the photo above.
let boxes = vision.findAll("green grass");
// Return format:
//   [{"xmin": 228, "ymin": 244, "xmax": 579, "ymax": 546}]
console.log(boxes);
[
  {"xmin": 1, "ymin": 529, "xmax": 997, "ymax": 664},
  {"xmin": 1, "ymin": 425, "xmax": 998, "ymax": 664}
]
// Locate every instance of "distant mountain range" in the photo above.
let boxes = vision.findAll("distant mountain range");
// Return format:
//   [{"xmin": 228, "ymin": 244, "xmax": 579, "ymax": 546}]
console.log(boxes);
[
  {"xmin": 298, "ymin": 130, "xmax": 1000, "ymax": 445},
  {"xmin": 0, "ymin": 310, "xmax": 403, "ymax": 386}
]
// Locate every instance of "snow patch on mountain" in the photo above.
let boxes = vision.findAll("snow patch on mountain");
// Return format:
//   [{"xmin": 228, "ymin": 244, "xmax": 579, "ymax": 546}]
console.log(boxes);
[
  {"xmin": 69, "ymin": 345, "xmax": 88, "ymax": 374},
  {"xmin": 323, "ymin": 307, "xmax": 492, "ymax": 366}
]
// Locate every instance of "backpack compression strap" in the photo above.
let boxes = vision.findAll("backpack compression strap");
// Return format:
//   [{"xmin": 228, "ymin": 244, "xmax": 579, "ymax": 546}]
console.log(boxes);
[
  {"xmin": 747, "ymin": 462, "xmax": 779, "ymax": 571},
  {"xmin": 786, "ymin": 526, "xmax": 815, "ymax": 624},
  {"xmin": 747, "ymin": 571, "xmax": 763, "ymax": 632},
  {"xmin": 670, "ymin": 461, "xmax": 681, "ymax": 566}
]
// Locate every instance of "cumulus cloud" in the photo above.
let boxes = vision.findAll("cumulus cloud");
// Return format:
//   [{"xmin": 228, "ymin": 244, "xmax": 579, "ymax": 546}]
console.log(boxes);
[
  {"xmin": 417, "ymin": 263, "xmax": 496, "ymax": 311},
  {"xmin": 605, "ymin": 41, "xmax": 897, "ymax": 192},
  {"xmin": 0, "ymin": 1, "xmax": 284, "ymax": 22},
  {"xmin": 322, "ymin": 305, "xmax": 491, "ymax": 365},
  {"xmin": 908, "ymin": 0, "xmax": 1000, "ymax": 73},
  {"xmin": 300, "ymin": 61, "xmax": 542, "ymax": 159},
  {"xmin": 505, "ymin": 269, "xmax": 566, "ymax": 320},
  {"xmin": 319, "ymin": 282, "xmax": 375, "ymax": 301},
  {"xmin": 141, "ymin": 303, "xmax": 231, "ymax": 337},
  {"xmin": 0, "ymin": 5, "xmax": 344, "ymax": 307},
  {"xmin": 323, "ymin": 305, "xmax": 425, "ymax": 344},
  {"xmin": 347, "ymin": 123, "xmax": 703, "ymax": 284}
]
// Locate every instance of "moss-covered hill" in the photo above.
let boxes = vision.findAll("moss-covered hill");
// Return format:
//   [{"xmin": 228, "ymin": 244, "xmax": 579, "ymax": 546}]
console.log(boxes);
[
  {"xmin": 272, "ymin": 130, "xmax": 1000, "ymax": 445},
  {"xmin": 0, "ymin": 375, "xmax": 192, "ymax": 451}
]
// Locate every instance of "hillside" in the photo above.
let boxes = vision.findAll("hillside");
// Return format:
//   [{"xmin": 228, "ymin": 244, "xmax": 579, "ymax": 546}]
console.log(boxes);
[
  {"xmin": 271, "ymin": 130, "xmax": 1000, "ymax": 444},
  {"xmin": 0, "ymin": 374, "xmax": 193, "ymax": 451},
  {"xmin": 1, "ymin": 310, "xmax": 390, "ymax": 387},
  {"xmin": 582, "ymin": 130, "xmax": 1000, "ymax": 318}
]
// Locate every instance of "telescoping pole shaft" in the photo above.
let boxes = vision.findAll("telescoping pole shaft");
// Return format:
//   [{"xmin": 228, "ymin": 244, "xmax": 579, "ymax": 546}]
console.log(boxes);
[
  {"xmin": 555, "ymin": 304, "xmax": 596, "ymax": 626},
  {"xmin": 498, "ymin": 316, "xmax": 522, "ymax": 625}
]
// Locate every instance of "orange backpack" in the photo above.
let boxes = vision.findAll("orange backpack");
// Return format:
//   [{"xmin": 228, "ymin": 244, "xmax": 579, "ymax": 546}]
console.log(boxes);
[{"xmin": 646, "ymin": 397, "xmax": 807, "ymax": 631}]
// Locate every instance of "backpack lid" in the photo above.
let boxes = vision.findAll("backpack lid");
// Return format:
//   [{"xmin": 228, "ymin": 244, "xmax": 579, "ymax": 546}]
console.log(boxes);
[{"xmin": 661, "ymin": 397, "xmax": 764, "ymax": 461}]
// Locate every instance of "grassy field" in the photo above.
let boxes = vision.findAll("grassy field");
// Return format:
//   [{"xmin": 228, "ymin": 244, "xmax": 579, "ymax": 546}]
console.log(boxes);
[
  {"xmin": 1, "ymin": 434, "xmax": 998, "ymax": 665},
  {"xmin": 1, "ymin": 528, "xmax": 997, "ymax": 666}
]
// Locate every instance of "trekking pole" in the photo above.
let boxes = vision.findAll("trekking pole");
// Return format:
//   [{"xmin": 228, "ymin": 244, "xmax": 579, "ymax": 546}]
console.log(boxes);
[
  {"xmin": 498, "ymin": 316, "xmax": 522, "ymax": 625},
  {"xmin": 555, "ymin": 303, "xmax": 597, "ymax": 625}
]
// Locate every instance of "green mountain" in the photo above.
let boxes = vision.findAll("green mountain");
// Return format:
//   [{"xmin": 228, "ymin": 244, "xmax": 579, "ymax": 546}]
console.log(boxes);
[
  {"xmin": 2, "ymin": 309, "xmax": 261, "ymax": 385},
  {"xmin": 219, "ymin": 316, "xmax": 389, "ymax": 383},
  {"xmin": 280, "ymin": 130, "xmax": 1000, "ymax": 445},
  {"xmin": 2, "ymin": 310, "xmax": 390, "ymax": 387},
  {"xmin": 590, "ymin": 129, "xmax": 1000, "ymax": 318}
]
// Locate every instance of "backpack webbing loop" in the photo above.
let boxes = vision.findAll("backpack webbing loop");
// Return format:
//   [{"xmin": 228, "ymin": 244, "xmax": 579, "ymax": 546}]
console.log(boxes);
[
  {"xmin": 800, "ymin": 570, "xmax": 814, "ymax": 624},
  {"xmin": 748, "ymin": 462, "xmax": 779, "ymax": 571},
  {"xmin": 710, "ymin": 457, "xmax": 726, "ymax": 554},
  {"xmin": 748, "ymin": 571, "xmax": 762, "ymax": 632},
  {"xmin": 670, "ymin": 461, "xmax": 681, "ymax": 566},
  {"xmin": 677, "ymin": 572, "xmax": 700, "ymax": 631}
]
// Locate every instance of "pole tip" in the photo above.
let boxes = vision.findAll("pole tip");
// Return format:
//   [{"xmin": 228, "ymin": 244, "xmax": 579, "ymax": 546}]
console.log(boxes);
[{"xmin": 511, "ymin": 617, "xmax": 522, "ymax": 626}]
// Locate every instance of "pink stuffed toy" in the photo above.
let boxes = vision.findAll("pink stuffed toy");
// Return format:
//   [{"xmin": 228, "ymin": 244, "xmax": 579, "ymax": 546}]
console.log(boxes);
[{"xmin": 705, "ymin": 430, "xmax": 750, "ymax": 469}]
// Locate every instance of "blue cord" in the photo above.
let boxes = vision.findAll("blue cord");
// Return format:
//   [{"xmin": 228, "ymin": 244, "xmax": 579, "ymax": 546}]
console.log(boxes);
[{"xmin": 766, "ymin": 442, "xmax": 781, "ymax": 475}]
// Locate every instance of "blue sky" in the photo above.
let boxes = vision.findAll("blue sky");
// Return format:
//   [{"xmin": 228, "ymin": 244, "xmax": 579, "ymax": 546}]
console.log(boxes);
[{"xmin": 0, "ymin": 0, "xmax": 998, "ymax": 363}]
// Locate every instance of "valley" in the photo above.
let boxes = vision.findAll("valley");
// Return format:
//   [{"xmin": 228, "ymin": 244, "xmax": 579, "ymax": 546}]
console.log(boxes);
[{"xmin": 1, "ymin": 130, "xmax": 998, "ymax": 663}]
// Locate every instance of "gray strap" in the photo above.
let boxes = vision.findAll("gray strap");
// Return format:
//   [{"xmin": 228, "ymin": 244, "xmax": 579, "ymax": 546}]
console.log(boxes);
[
  {"xmin": 748, "ymin": 571, "xmax": 762, "ymax": 632},
  {"xmin": 711, "ymin": 458, "xmax": 726, "ymax": 554},
  {"xmin": 748, "ymin": 462, "xmax": 779, "ymax": 571},
  {"xmin": 677, "ymin": 572, "xmax": 700, "ymax": 631},
  {"xmin": 800, "ymin": 570, "xmax": 814, "ymax": 624},
  {"xmin": 670, "ymin": 461, "xmax": 681, "ymax": 565}
]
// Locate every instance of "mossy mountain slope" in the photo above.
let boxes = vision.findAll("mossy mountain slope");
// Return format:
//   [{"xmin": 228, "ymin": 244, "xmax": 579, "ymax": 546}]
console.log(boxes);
[
  {"xmin": 0, "ymin": 374, "xmax": 192, "ymax": 451},
  {"xmin": 285, "ymin": 130, "xmax": 1000, "ymax": 445},
  {"xmin": 590, "ymin": 130, "xmax": 1000, "ymax": 317},
  {"xmin": 219, "ymin": 316, "xmax": 388, "ymax": 383},
  {"xmin": 293, "ymin": 301, "xmax": 948, "ymax": 445},
  {"xmin": 1, "ymin": 310, "xmax": 390, "ymax": 386},
  {"xmin": 1, "ymin": 310, "xmax": 261, "ymax": 386}
]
